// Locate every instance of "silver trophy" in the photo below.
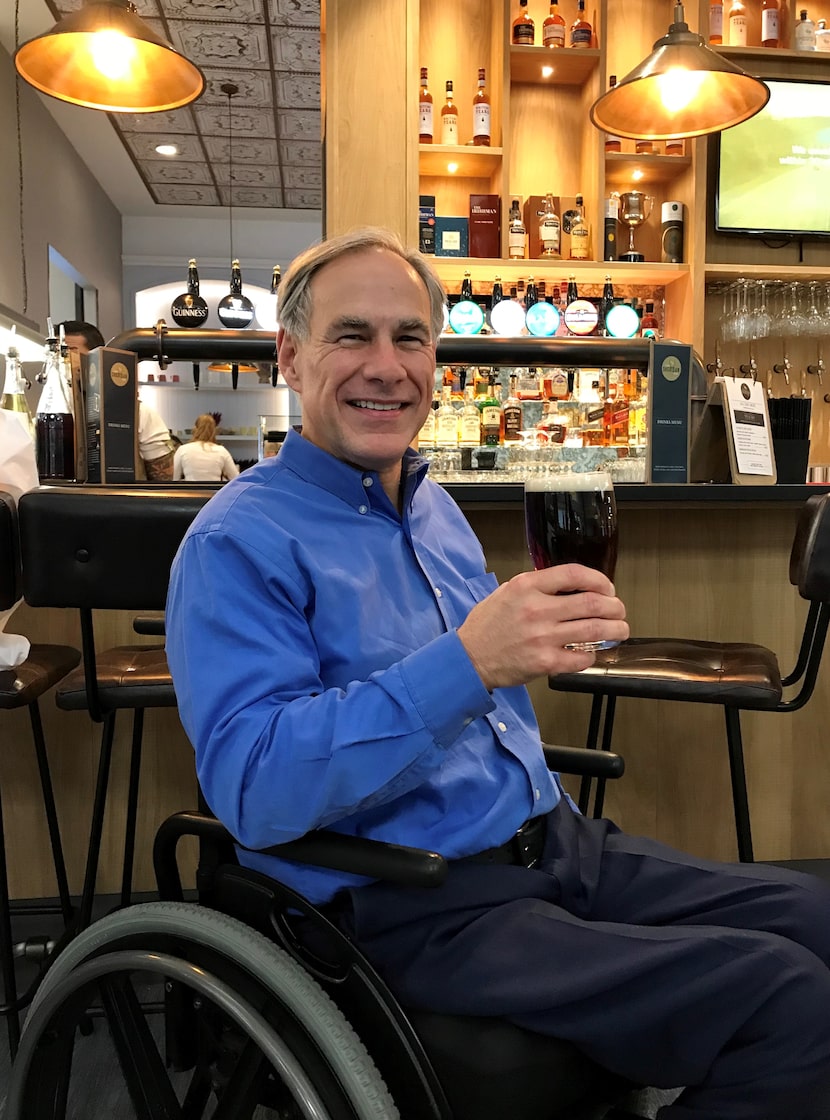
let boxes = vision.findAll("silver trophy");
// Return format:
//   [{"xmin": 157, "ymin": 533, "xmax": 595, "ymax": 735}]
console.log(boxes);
[{"xmin": 619, "ymin": 191, "xmax": 654, "ymax": 263}]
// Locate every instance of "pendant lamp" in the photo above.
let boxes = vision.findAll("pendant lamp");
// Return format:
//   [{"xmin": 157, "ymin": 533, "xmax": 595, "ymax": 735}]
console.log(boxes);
[
  {"xmin": 589, "ymin": 3, "xmax": 769, "ymax": 141},
  {"xmin": 14, "ymin": 0, "xmax": 204, "ymax": 113}
]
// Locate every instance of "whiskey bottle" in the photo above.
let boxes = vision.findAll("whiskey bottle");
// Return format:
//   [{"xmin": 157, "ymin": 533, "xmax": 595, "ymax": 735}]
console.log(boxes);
[
  {"xmin": 508, "ymin": 199, "xmax": 527, "ymax": 259},
  {"xmin": 761, "ymin": 0, "xmax": 780, "ymax": 47},
  {"xmin": 459, "ymin": 383, "xmax": 483, "ymax": 447},
  {"xmin": 441, "ymin": 80, "xmax": 458, "ymax": 144},
  {"xmin": 512, "ymin": 0, "xmax": 535, "ymax": 45},
  {"xmin": 1, "ymin": 332, "xmax": 35, "ymax": 442},
  {"xmin": 569, "ymin": 194, "xmax": 590, "ymax": 261},
  {"xmin": 436, "ymin": 384, "xmax": 459, "ymax": 448},
  {"xmin": 538, "ymin": 194, "xmax": 561, "ymax": 257},
  {"xmin": 419, "ymin": 67, "xmax": 433, "ymax": 143},
  {"xmin": 473, "ymin": 68, "xmax": 491, "ymax": 146},
  {"xmin": 794, "ymin": 9, "xmax": 816, "ymax": 50},
  {"xmin": 502, "ymin": 374, "xmax": 523, "ymax": 442},
  {"xmin": 727, "ymin": 0, "xmax": 747, "ymax": 45},
  {"xmin": 604, "ymin": 77, "xmax": 622, "ymax": 153},
  {"xmin": 570, "ymin": 0, "xmax": 592, "ymax": 47},
  {"xmin": 418, "ymin": 389, "xmax": 439, "ymax": 450},
  {"xmin": 709, "ymin": 0, "xmax": 723, "ymax": 43},
  {"xmin": 35, "ymin": 331, "xmax": 75, "ymax": 480},
  {"xmin": 641, "ymin": 300, "xmax": 660, "ymax": 339},
  {"xmin": 479, "ymin": 374, "xmax": 504, "ymax": 446},
  {"xmin": 543, "ymin": 1, "xmax": 566, "ymax": 47}
]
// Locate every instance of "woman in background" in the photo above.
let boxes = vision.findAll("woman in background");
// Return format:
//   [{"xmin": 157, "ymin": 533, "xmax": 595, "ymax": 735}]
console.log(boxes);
[{"xmin": 173, "ymin": 414, "xmax": 240, "ymax": 482}]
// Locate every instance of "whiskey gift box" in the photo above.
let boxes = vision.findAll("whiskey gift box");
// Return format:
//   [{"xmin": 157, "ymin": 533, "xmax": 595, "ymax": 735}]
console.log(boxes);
[
  {"xmin": 83, "ymin": 347, "xmax": 139, "ymax": 484},
  {"xmin": 419, "ymin": 194, "xmax": 436, "ymax": 255},
  {"xmin": 468, "ymin": 193, "xmax": 500, "ymax": 257},
  {"xmin": 434, "ymin": 216, "xmax": 469, "ymax": 257}
]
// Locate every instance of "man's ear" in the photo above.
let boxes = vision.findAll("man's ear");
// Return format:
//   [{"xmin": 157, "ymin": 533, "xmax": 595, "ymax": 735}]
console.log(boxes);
[{"xmin": 277, "ymin": 328, "xmax": 301, "ymax": 394}]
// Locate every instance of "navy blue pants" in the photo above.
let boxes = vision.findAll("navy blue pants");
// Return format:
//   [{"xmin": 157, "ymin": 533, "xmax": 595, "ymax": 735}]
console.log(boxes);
[{"xmin": 337, "ymin": 803, "xmax": 830, "ymax": 1119}]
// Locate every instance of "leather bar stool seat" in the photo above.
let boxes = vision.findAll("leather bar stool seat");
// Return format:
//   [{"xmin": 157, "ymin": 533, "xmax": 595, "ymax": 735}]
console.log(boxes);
[
  {"xmin": 56, "ymin": 646, "xmax": 176, "ymax": 711},
  {"xmin": 1, "ymin": 646, "xmax": 82, "ymax": 705}
]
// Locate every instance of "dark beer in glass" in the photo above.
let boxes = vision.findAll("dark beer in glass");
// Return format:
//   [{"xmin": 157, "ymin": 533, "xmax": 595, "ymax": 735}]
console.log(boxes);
[{"xmin": 524, "ymin": 470, "xmax": 619, "ymax": 650}]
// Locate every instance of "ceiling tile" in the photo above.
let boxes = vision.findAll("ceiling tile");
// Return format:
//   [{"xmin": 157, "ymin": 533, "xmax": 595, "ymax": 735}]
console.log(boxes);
[
  {"xmin": 282, "ymin": 165, "xmax": 321, "ymax": 190},
  {"xmin": 219, "ymin": 187, "xmax": 283, "ymax": 207},
  {"xmin": 139, "ymin": 161, "xmax": 215, "ymax": 185},
  {"xmin": 283, "ymin": 188, "xmax": 322, "ymax": 209},
  {"xmin": 116, "ymin": 109, "xmax": 197, "ymax": 134},
  {"xmin": 274, "ymin": 73, "xmax": 320, "ymax": 109},
  {"xmin": 199, "ymin": 71, "xmax": 273, "ymax": 107},
  {"xmin": 194, "ymin": 105, "xmax": 277, "ymax": 140},
  {"xmin": 152, "ymin": 184, "xmax": 221, "ymax": 206},
  {"xmin": 270, "ymin": 27, "xmax": 320, "ymax": 71},
  {"xmin": 120, "ymin": 133, "xmax": 206, "ymax": 161},
  {"xmin": 163, "ymin": 0, "xmax": 264, "ymax": 20},
  {"xmin": 214, "ymin": 164, "xmax": 282, "ymax": 187},
  {"xmin": 279, "ymin": 141, "xmax": 321, "ymax": 166},
  {"xmin": 268, "ymin": 0, "xmax": 320, "ymax": 28},
  {"xmin": 169, "ymin": 22, "xmax": 270, "ymax": 68},
  {"xmin": 278, "ymin": 109, "xmax": 320, "ymax": 141},
  {"xmin": 203, "ymin": 137, "xmax": 280, "ymax": 165}
]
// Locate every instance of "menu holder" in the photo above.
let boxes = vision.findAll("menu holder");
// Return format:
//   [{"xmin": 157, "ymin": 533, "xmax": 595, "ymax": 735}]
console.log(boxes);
[{"xmin": 690, "ymin": 377, "xmax": 776, "ymax": 485}]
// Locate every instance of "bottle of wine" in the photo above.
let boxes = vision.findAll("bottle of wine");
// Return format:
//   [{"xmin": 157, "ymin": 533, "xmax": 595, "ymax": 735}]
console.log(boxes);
[
  {"xmin": 35, "ymin": 330, "xmax": 75, "ymax": 480},
  {"xmin": 0, "ymin": 330, "xmax": 35, "ymax": 442},
  {"xmin": 569, "ymin": 194, "xmax": 590, "ymax": 261},
  {"xmin": 473, "ymin": 68, "xmax": 491, "ymax": 146},
  {"xmin": 512, "ymin": 0, "xmax": 535, "ymax": 44},
  {"xmin": 727, "ymin": 0, "xmax": 747, "ymax": 45},
  {"xmin": 419, "ymin": 67, "xmax": 433, "ymax": 143},
  {"xmin": 441, "ymin": 80, "xmax": 458, "ymax": 144}
]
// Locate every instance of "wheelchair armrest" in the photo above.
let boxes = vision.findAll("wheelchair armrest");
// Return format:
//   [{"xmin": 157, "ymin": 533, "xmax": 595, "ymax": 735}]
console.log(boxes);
[
  {"xmin": 133, "ymin": 615, "xmax": 166, "ymax": 636},
  {"xmin": 542, "ymin": 743, "xmax": 625, "ymax": 780}
]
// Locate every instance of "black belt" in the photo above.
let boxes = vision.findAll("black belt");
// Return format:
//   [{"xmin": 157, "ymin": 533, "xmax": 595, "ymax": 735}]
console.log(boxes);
[{"xmin": 458, "ymin": 815, "xmax": 547, "ymax": 869}]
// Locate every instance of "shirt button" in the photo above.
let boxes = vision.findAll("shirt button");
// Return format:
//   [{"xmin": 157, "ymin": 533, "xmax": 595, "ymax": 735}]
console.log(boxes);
[
  {"xmin": 362, "ymin": 476, "xmax": 373, "ymax": 487},
  {"xmin": 463, "ymin": 717, "xmax": 472, "ymax": 726},
  {"xmin": 434, "ymin": 587, "xmax": 442, "ymax": 598},
  {"xmin": 535, "ymin": 788, "xmax": 541, "ymax": 801},
  {"xmin": 497, "ymin": 721, "xmax": 507, "ymax": 732},
  {"xmin": 358, "ymin": 504, "xmax": 368, "ymax": 515}
]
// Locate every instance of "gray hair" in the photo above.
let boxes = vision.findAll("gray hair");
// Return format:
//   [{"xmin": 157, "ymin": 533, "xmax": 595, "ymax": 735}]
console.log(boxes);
[{"xmin": 278, "ymin": 227, "xmax": 446, "ymax": 344}]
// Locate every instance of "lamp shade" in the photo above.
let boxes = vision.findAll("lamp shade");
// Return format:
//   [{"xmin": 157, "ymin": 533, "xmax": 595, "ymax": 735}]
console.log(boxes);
[
  {"xmin": 14, "ymin": 0, "xmax": 205, "ymax": 113},
  {"xmin": 589, "ymin": 5, "xmax": 769, "ymax": 141}
]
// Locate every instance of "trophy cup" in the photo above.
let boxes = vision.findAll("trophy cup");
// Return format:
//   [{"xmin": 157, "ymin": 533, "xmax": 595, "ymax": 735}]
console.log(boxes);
[{"xmin": 619, "ymin": 191, "xmax": 654, "ymax": 263}]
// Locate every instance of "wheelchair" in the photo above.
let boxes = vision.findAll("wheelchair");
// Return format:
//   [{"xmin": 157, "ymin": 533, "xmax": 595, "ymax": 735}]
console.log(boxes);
[{"xmin": 6, "ymin": 747, "xmax": 649, "ymax": 1120}]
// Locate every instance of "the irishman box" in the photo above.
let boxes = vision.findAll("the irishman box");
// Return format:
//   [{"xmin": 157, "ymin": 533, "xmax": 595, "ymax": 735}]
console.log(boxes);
[
  {"xmin": 469, "ymin": 193, "xmax": 500, "ymax": 257},
  {"xmin": 83, "ymin": 347, "xmax": 139, "ymax": 483}
]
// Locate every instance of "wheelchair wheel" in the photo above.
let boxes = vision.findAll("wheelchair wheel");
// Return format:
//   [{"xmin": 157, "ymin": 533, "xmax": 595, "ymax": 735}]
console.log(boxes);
[{"xmin": 8, "ymin": 902, "xmax": 399, "ymax": 1120}]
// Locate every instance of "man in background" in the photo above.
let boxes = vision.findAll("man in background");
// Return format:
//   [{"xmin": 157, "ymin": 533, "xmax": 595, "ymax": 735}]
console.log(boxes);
[{"xmin": 59, "ymin": 320, "xmax": 175, "ymax": 481}]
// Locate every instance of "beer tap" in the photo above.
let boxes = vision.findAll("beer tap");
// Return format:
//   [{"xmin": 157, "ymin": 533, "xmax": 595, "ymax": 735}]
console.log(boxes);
[
  {"xmin": 807, "ymin": 358, "xmax": 824, "ymax": 386},
  {"xmin": 772, "ymin": 340, "xmax": 791, "ymax": 388}
]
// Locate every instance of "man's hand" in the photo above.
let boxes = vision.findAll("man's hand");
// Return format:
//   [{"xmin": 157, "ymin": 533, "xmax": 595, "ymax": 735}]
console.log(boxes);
[{"xmin": 457, "ymin": 564, "xmax": 629, "ymax": 690}]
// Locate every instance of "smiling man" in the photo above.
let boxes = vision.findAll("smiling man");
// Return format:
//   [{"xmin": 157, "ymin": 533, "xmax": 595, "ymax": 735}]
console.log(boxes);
[{"xmin": 166, "ymin": 228, "xmax": 830, "ymax": 1119}]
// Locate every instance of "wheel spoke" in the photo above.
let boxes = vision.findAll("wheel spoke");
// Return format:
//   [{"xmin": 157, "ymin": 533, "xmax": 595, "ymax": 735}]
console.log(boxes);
[{"xmin": 211, "ymin": 1034, "xmax": 274, "ymax": 1120}]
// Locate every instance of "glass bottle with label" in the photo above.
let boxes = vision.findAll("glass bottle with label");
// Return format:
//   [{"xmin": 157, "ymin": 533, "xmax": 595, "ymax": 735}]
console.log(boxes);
[
  {"xmin": 479, "ymin": 374, "xmax": 504, "ymax": 446},
  {"xmin": 604, "ymin": 77, "xmax": 622, "ymax": 153},
  {"xmin": 570, "ymin": 0, "xmax": 592, "ymax": 47},
  {"xmin": 727, "ymin": 0, "xmax": 747, "ymax": 45},
  {"xmin": 441, "ymin": 80, "xmax": 458, "ymax": 144},
  {"xmin": 543, "ymin": 1, "xmax": 566, "ymax": 47},
  {"xmin": 1, "ymin": 332, "xmax": 35, "ymax": 442},
  {"xmin": 817, "ymin": 18, "xmax": 830, "ymax": 50},
  {"xmin": 512, "ymin": 0, "xmax": 535, "ymax": 44},
  {"xmin": 641, "ymin": 300, "xmax": 660, "ymax": 338},
  {"xmin": 459, "ymin": 383, "xmax": 483, "ymax": 447},
  {"xmin": 473, "ymin": 68, "xmax": 491, "ymax": 146},
  {"xmin": 419, "ymin": 67, "xmax": 433, "ymax": 143},
  {"xmin": 508, "ymin": 199, "xmax": 527, "ymax": 259},
  {"xmin": 418, "ymin": 389, "xmax": 439, "ymax": 450},
  {"xmin": 569, "ymin": 194, "xmax": 590, "ymax": 261},
  {"xmin": 35, "ymin": 332, "xmax": 75, "ymax": 480},
  {"xmin": 794, "ymin": 9, "xmax": 816, "ymax": 49},
  {"xmin": 436, "ymin": 384, "xmax": 459, "ymax": 448},
  {"xmin": 538, "ymin": 194, "xmax": 561, "ymax": 257},
  {"xmin": 502, "ymin": 374, "xmax": 523, "ymax": 442},
  {"xmin": 761, "ymin": 0, "xmax": 779, "ymax": 46},
  {"xmin": 709, "ymin": 0, "xmax": 723, "ymax": 43}
]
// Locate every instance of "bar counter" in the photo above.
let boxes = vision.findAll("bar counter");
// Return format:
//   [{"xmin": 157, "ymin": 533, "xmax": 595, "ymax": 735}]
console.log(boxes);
[{"xmin": 4, "ymin": 481, "xmax": 830, "ymax": 902}]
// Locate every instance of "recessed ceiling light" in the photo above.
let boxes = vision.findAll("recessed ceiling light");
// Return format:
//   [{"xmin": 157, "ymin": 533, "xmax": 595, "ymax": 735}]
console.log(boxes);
[
  {"xmin": 447, "ymin": 161, "xmax": 459, "ymax": 174},
  {"xmin": 541, "ymin": 66, "xmax": 554, "ymax": 78},
  {"xmin": 632, "ymin": 168, "xmax": 644, "ymax": 181},
  {"xmin": 155, "ymin": 143, "xmax": 179, "ymax": 157}
]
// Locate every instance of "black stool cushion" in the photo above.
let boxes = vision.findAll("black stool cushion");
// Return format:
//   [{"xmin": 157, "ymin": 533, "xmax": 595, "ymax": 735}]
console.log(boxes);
[
  {"xmin": 550, "ymin": 638, "xmax": 783, "ymax": 709},
  {"xmin": 56, "ymin": 645, "xmax": 176, "ymax": 712},
  {"xmin": 0, "ymin": 645, "xmax": 81, "ymax": 710}
]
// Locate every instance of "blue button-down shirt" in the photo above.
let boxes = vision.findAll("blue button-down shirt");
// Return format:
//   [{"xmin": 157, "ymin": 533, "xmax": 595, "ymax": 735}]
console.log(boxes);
[{"xmin": 165, "ymin": 430, "xmax": 561, "ymax": 903}]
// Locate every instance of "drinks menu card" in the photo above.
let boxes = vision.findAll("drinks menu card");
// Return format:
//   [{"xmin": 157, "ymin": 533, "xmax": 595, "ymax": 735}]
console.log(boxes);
[{"xmin": 690, "ymin": 377, "xmax": 776, "ymax": 485}]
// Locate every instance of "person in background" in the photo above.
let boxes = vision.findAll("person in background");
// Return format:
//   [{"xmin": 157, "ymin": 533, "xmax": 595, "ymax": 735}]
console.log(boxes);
[
  {"xmin": 173, "ymin": 414, "xmax": 240, "ymax": 483},
  {"xmin": 59, "ymin": 321, "xmax": 175, "ymax": 481},
  {"xmin": 166, "ymin": 228, "xmax": 830, "ymax": 1120}
]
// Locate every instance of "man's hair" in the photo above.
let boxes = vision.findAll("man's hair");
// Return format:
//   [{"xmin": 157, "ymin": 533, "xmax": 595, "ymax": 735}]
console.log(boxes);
[
  {"xmin": 278, "ymin": 227, "xmax": 446, "ymax": 344},
  {"xmin": 58, "ymin": 321, "xmax": 105, "ymax": 350},
  {"xmin": 192, "ymin": 414, "xmax": 217, "ymax": 443}
]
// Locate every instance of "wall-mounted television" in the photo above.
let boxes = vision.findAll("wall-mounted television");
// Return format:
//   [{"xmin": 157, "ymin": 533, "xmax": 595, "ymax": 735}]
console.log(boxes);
[{"xmin": 715, "ymin": 78, "xmax": 830, "ymax": 240}]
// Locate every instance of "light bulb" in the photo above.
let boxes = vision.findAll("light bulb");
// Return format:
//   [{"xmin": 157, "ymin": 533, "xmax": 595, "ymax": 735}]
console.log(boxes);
[
  {"xmin": 89, "ymin": 30, "xmax": 138, "ymax": 81},
  {"xmin": 654, "ymin": 68, "xmax": 706, "ymax": 115}
]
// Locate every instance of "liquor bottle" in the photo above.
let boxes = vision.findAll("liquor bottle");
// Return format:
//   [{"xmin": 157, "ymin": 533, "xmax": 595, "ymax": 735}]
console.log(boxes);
[
  {"xmin": 794, "ymin": 9, "xmax": 816, "ymax": 49},
  {"xmin": 641, "ymin": 300, "xmax": 660, "ymax": 338},
  {"xmin": 474, "ymin": 365, "xmax": 491, "ymax": 398},
  {"xmin": 727, "ymin": 0, "xmax": 747, "ymax": 45},
  {"xmin": 709, "ymin": 0, "xmax": 723, "ymax": 43},
  {"xmin": 436, "ymin": 384, "xmax": 459, "ymax": 448},
  {"xmin": 543, "ymin": 1, "xmax": 566, "ymax": 47},
  {"xmin": 508, "ymin": 199, "xmax": 527, "ymax": 259},
  {"xmin": 538, "ymin": 194, "xmax": 561, "ymax": 257},
  {"xmin": 525, "ymin": 276, "xmax": 538, "ymax": 309},
  {"xmin": 502, "ymin": 374, "xmax": 523, "ymax": 441},
  {"xmin": 418, "ymin": 390, "xmax": 439, "ymax": 450},
  {"xmin": 665, "ymin": 136, "xmax": 685, "ymax": 156},
  {"xmin": 460, "ymin": 271, "xmax": 474, "ymax": 302},
  {"xmin": 512, "ymin": 0, "xmax": 535, "ymax": 45},
  {"xmin": 817, "ymin": 17, "xmax": 830, "ymax": 50},
  {"xmin": 479, "ymin": 374, "xmax": 504, "ymax": 446},
  {"xmin": 459, "ymin": 383, "xmax": 483, "ymax": 447},
  {"xmin": 603, "ymin": 372, "xmax": 629, "ymax": 447},
  {"xmin": 419, "ymin": 67, "xmax": 433, "ymax": 143},
  {"xmin": 570, "ymin": 0, "xmax": 592, "ymax": 47},
  {"xmin": 473, "ymin": 68, "xmax": 491, "ymax": 146},
  {"xmin": 491, "ymin": 276, "xmax": 504, "ymax": 306},
  {"xmin": 761, "ymin": 0, "xmax": 779, "ymax": 46},
  {"xmin": 599, "ymin": 274, "xmax": 615, "ymax": 335},
  {"xmin": 604, "ymin": 193, "xmax": 620, "ymax": 260},
  {"xmin": 604, "ymin": 77, "xmax": 622, "ymax": 153},
  {"xmin": 441, "ymin": 80, "xmax": 458, "ymax": 144},
  {"xmin": 1, "ymin": 331, "xmax": 35, "ymax": 441},
  {"xmin": 569, "ymin": 194, "xmax": 590, "ymax": 261},
  {"xmin": 35, "ymin": 331, "xmax": 75, "ymax": 481}
]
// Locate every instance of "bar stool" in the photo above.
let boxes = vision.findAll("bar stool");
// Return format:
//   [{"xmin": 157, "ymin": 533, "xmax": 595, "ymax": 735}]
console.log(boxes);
[
  {"xmin": 0, "ymin": 490, "xmax": 78, "ymax": 1057},
  {"xmin": 550, "ymin": 493, "xmax": 830, "ymax": 863}
]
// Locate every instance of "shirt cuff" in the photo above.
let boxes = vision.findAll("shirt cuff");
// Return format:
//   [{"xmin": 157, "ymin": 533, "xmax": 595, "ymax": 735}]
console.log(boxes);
[{"xmin": 398, "ymin": 629, "xmax": 495, "ymax": 748}]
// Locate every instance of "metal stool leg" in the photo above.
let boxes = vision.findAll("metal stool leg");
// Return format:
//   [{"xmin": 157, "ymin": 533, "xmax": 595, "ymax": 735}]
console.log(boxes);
[
  {"xmin": 0, "ymin": 785, "xmax": 21, "ymax": 1058},
  {"xmin": 28, "ymin": 701, "xmax": 73, "ymax": 924},
  {"xmin": 578, "ymin": 693, "xmax": 606, "ymax": 814},
  {"xmin": 79, "ymin": 713, "xmax": 117, "ymax": 931},
  {"xmin": 724, "ymin": 707, "xmax": 754, "ymax": 863},
  {"xmin": 120, "ymin": 709, "xmax": 144, "ymax": 910},
  {"xmin": 591, "ymin": 695, "xmax": 617, "ymax": 819}
]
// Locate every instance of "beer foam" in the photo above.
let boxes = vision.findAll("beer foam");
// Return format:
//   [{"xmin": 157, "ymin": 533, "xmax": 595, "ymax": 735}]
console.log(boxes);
[{"xmin": 525, "ymin": 472, "xmax": 612, "ymax": 493}]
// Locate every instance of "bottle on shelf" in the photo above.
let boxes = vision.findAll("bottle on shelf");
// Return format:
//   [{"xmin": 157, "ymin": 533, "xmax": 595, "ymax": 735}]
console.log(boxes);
[
  {"xmin": 436, "ymin": 384, "xmax": 459, "ymax": 448},
  {"xmin": 543, "ymin": 1, "xmax": 566, "ymax": 47},
  {"xmin": 441, "ymin": 80, "xmax": 458, "ymax": 145},
  {"xmin": 460, "ymin": 271, "xmax": 474, "ymax": 302},
  {"xmin": 569, "ymin": 194, "xmax": 590, "ymax": 261},
  {"xmin": 603, "ymin": 372, "xmax": 630, "ymax": 447},
  {"xmin": 604, "ymin": 77, "xmax": 622, "ymax": 153},
  {"xmin": 419, "ymin": 67, "xmax": 433, "ymax": 143},
  {"xmin": 538, "ymin": 194, "xmax": 561, "ymax": 257},
  {"xmin": 525, "ymin": 276, "xmax": 538, "ymax": 309},
  {"xmin": 479, "ymin": 374, "xmax": 504, "ymax": 446},
  {"xmin": 502, "ymin": 374, "xmax": 523, "ymax": 441},
  {"xmin": 817, "ymin": 17, "xmax": 830, "ymax": 50},
  {"xmin": 472, "ymin": 68, "xmax": 491, "ymax": 146},
  {"xmin": 665, "ymin": 136, "xmax": 685, "ymax": 156},
  {"xmin": 604, "ymin": 192, "xmax": 620, "ymax": 261},
  {"xmin": 566, "ymin": 274, "xmax": 579, "ymax": 307},
  {"xmin": 512, "ymin": 0, "xmax": 535, "ymax": 45},
  {"xmin": 418, "ymin": 389, "xmax": 439, "ymax": 450},
  {"xmin": 35, "ymin": 329, "xmax": 75, "ymax": 481},
  {"xmin": 794, "ymin": 9, "xmax": 816, "ymax": 50},
  {"xmin": 727, "ymin": 0, "xmax": 747, "ymax": 45},
  {"xmin": 508, "ymin": 199, "xmax": 527, "ymax": 259},
  {"xmin": 709, "ymin": 0, "xmax": 723, "ymax": 43},
  {"xmin": 1, "ymin": 330, "xmax": 35, "ymax": 442},
  {"xmin": 459, "ymin": 381, "xmax": 483, "ymax": 448},
  {"xmin": 641, "ymin": 300, "xmax": 660, "ymax": 339},
  {"xmin": 761, "ymin": 0, "xmax": 780, "ymax": 47},
  {"xmin": 569, "ymin": 0, "xmax": 593, "ymax": 47}
]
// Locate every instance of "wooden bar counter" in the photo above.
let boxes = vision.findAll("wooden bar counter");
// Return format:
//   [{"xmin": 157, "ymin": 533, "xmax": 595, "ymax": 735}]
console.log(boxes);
[{"xmin": 4, "ymin": 483, "xmax": 830, "ymax": 901}]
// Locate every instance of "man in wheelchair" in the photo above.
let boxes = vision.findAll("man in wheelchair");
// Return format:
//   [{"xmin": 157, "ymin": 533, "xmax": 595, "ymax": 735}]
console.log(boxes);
[{"xmin": 164, "ymin": 228, "xmax": 830, "ymax": 1119}]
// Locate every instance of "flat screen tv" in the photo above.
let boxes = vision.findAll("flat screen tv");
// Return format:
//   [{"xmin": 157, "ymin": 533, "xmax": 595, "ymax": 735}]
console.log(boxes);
[{"xmin": 715, "ymin": 78, "xmax": 830, "ymax": 240}]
